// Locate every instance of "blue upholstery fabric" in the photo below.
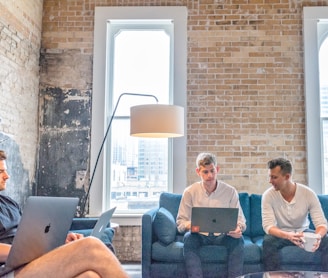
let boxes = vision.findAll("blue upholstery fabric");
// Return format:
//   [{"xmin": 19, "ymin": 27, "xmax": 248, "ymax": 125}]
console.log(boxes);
[
  {"xmin": 153, "ymin": 207, "xmax": 176, "ymax": 245},
  {"xmin": 142, "ymin": 192, "xmax": 328, "ymax": 278},
  {"xmin": 159, "ymin": 192, "xmax": 182, "ymax": 220},
  {"xmin": 308, "ymin": 195, "xmax": 328, "ymax": 229},
  {"xmin": 318, "ymin": 195, "xmax": 328, "ymax": 219},
  {"xmin": 152, "ymin": 241, "xmax": 184, "ymax": 262},
  {"xmin": 250, "ymin": 194, "xmax": 265, "ymax": 237},
  {"xmin": 239, "ymin": 192, "xmax": 251, "ymax": 236}
]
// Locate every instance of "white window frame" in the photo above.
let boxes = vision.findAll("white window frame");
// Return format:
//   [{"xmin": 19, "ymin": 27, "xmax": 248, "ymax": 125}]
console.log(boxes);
[
  {"xmin": 90, "ymin": 6, "xmax": 187, "ymax": 224},
  {"xmin": 303, "ymin": 7, "xmax": 328, "ymax": 193}
]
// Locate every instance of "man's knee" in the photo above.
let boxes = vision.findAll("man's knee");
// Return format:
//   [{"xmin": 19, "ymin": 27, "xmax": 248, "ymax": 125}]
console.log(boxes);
[
  {"xmin": 77, "ymin": 237, "xmax": 107, "ymax": 253},
  {"xmin": 263, "ymin": 234, "xmax": 281, "ymax": 250},
  {"xmin": 183, "ymin": 233, "xmax": 201, "ymax": 255},
  {"xmin": 319, "ymin": 235, "xmax": 328, "ymax": 251},
  {"xmin": 79, "ymin": 270, "xmax": 101, "ymax": 278}
]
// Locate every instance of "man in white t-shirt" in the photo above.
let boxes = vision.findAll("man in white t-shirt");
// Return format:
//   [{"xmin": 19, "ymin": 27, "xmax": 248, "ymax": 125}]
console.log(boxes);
[{"xmin": 262, "ymin": 157, "xmax": 328, "ymax": 271}]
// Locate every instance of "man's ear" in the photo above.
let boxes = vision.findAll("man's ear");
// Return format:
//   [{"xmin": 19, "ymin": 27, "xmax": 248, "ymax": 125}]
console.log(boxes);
[
  {"xmin": 284, "ymin": 173, "xmax": 291, "ymax": 180},
  {"xmin": 195, "ymin": 167, "xmax": 200, "ymax": 176}
]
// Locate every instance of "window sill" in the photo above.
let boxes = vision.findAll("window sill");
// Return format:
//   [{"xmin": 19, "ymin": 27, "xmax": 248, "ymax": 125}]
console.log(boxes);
[{"xmin": 111, "ymin": 214, "xmax": 142, "ymax": 226}]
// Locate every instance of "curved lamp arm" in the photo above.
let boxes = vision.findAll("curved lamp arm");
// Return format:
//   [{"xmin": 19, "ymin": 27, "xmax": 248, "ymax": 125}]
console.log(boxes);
[{"xmin": 80, "ymin": 93, "xmax": 158, "ymax": 216}]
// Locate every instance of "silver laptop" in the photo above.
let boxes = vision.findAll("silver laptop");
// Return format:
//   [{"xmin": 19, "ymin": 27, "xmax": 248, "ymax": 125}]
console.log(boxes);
[
  {"xmin": 0, "ymin": 196, "xmax": 79, "ymax": 276},
  {"xmin": 91, "ymin": 207, "xmax": 116, "ymax": 238},
  {"xmin": 191, "ymin": 207, "xmax": 238, "ymax": 234}
]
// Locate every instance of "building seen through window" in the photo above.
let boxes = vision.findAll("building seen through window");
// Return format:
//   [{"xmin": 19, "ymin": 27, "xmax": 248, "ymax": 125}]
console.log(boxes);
[{"xmin": 319, "ymin": 35, "xmax": 328, "ymax": 192}]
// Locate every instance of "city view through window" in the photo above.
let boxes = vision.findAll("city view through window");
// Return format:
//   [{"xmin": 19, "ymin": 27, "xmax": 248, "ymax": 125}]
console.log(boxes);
[
  {"xmin": 106, "ymin": 22, "xmax": 173, "ymax": 213},
  {"xmin": 320, "ymin": 36, "xmax": 328, "ymax": 192}
]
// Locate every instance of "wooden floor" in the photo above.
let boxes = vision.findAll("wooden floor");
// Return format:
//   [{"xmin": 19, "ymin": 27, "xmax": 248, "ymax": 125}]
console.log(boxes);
[{"xmin": 122, "ymin": 264, "xmax": 141, "ymax": 278}]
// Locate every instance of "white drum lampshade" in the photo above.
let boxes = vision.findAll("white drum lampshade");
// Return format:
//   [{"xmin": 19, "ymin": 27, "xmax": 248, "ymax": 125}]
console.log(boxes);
[{"xmin": 130, "ymin": 104, "xmax": 184, "ymax": 138}]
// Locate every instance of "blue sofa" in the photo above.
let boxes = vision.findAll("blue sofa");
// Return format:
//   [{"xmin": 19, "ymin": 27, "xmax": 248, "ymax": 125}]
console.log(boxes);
[
  {"xmin": 142, "ymin": 192, "xmax": 328, "ymax": 278},
  {"xmin": 70, "ymin": 217, "xmax": 115, "ymax": 253}
]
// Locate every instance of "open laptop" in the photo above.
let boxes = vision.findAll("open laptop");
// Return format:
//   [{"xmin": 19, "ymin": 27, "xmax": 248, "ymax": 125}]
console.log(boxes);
[
  {"xmin": 0, "ymin": 196, "xmax": 79, "ymax": 276},
  {"xmin": 90, "ymin": 207, "xmax": 116, "ymax": 238},
  {"xmin": 191, "ymin": 207, "xmax": 238, "ymax": 234}
]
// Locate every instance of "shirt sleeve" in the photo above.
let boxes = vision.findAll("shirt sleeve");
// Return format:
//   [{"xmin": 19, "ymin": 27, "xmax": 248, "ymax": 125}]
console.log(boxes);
[
  {"xmin": 308, "ymin": 192, "xmax": 328, "ymax": 229},
  {"xmin": 176, "ymin": 189, "xmax": 192, "ymax": 233},
  {"xmin": 261, "ymin": 189, "xmax": 276, "ymax": 234}
]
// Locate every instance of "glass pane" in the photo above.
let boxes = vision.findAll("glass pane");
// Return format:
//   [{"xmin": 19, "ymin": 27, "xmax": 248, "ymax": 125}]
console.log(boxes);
[
  {"xmin": 319, "ymin": 36, "xmax": 328, "ymax": 191},
  {"xmin": 113, "ymin": 29, "xmax": 170, "ymax": 115},
  {"xmin": 108, "ymin": 27, "xmax": 171, "ymax": 213},
  {"xmin": 110, "ymin": 119, "xmax": 168, "ymax": 211},
  {"xmin": 319, "ymin": 38, "xmax": 328, "ymax": 117},
  {"xmin": 323, "ymin": 121, "xmax": 328, "ymax": 192}
]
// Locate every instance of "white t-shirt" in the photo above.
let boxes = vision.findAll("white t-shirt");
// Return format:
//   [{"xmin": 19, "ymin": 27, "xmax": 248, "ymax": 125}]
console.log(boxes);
[{"xmin": 262, "ymin": 183, "xmax": 327, "ymax": 234}]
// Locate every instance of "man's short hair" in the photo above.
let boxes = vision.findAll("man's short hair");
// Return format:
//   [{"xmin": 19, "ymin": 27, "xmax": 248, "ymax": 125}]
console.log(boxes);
[
  {"xmin": 196, "ymin": 153, "xmax": 217, "ymax": 168},
  {"xmin": 267, "ymin": 157, "xmax": 292, "ymax": 175},
  {"xmin": 0, "ymin": 150, "xmax": 7, "ymax": 161}
]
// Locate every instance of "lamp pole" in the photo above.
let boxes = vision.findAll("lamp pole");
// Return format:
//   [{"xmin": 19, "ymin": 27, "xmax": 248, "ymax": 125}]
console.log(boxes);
[{"xmin": 80, "ymin": 93, "xmax": 158, "ymax": 216}]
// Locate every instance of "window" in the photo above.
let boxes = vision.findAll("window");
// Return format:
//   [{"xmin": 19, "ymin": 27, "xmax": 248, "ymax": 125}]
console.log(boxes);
[
  {"xmin": 90, "ymin": 7, "xmax": 187, "ymax": 222},
  {"xmin": 319, "ymin": 26, "xmax": 328, "ymax": 191},
  {"xmin": 108, "ymin": 21, "xmax": 172, "ymax": 214},
  {"xmin": 303, "ymin": 7, "xmax": 328, "ymax": 193}
]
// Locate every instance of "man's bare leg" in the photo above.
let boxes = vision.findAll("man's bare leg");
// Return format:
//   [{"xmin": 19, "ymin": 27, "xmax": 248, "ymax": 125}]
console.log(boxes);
[
  {"xmin": 74, "ymin": 271, "xmax": 100, "ymax": 278},
  {"xmin": 14, "ymin": 237, "xmax": 129, "ymax": 278}
]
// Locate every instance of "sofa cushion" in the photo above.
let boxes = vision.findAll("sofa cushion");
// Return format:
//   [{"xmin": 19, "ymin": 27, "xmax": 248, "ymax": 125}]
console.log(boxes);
[
  {"xmin": 239, "ymin": 192, "xmax": 251, "ymax": 236},
  {"xmin": 318, "ymin": 194, "xmax": 328, "ymax": 218},
  {"xmin": 250, "ymin": 194, "xmax": 265, "ymax": 237},
  {"xmin": 152, "ymin": 241, "xmax": 184, "ymax": 262},
  {"xmin": 309, "ymin": 195, "xmax": 328, "ymax": 229},
  {"xmin": 159, "ymin": 192, "xmax": 182, "ymax": 220},
  {"xmin": 243, "ymin": 236, "xmax": 262, "ymax": 264},
  {"xmin": 153, "ymin": 207, "xmax": 177, "ymax": 245}
]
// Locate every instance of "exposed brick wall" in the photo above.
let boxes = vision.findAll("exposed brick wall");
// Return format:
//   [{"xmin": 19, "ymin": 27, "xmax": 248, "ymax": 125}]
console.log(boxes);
[
  {"xmin": 0, "ymin": 0, "xmax": 43, "ymax": 204},
  {"xmin": 112, "ymin": 226, "xmax": 142, "ymax": 263},
  {"xmin": 2, "ymin": 0, "xmax": 323, "ymax": 262}
]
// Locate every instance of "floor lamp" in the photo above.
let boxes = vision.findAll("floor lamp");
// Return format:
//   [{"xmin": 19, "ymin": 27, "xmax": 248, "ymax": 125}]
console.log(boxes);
[{"xmin": 80, "ymin": 92, "xmax": 184, "ymax": 216}]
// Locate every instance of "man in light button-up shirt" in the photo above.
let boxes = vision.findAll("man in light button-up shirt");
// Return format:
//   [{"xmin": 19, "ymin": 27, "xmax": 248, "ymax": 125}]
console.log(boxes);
[
  {"xmin": 262, "ymin": 157, "xmax": 328, "ymax": 271},
  {"xmin": 177, "ymin": 152, "xmax": 246, "ymax": 278}
]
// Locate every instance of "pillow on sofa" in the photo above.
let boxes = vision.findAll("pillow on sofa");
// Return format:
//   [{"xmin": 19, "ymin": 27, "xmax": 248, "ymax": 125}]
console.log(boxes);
[{"xmin": 153, "ymin": 207, "xmax": 176, "ymax": 245}]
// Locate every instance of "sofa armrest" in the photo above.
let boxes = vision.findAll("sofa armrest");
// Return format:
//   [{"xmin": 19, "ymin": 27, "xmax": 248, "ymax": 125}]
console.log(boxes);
[{"xmin": 142, "ymin": 208, "xmax": 158, "ymax": 278}]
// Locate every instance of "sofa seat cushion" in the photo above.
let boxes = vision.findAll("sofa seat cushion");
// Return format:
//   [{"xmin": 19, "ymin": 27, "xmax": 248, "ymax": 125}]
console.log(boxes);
[
  {"xmin": 152, "ymin": 241, "xmax": 184, "ymax": 262},
  {"xmin": 251, "ymin": 236, "xmax": 263, "ymax": 246},
  {"xmin": 152, "ymin": 241, "xmax": 228, "ymax": 263},
  {"xmin": 244, "ymin": 243, "xmax": 262, "ymax": 264},
  {"xmin": 280, "ymin": 246, "xmax": 321, "ymax": 265},
  {"xmin": 244, "ymin": 237, "xmax": 262, "ymax": 264}
]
